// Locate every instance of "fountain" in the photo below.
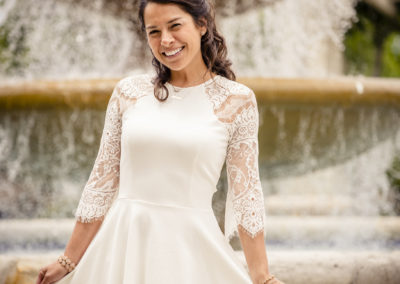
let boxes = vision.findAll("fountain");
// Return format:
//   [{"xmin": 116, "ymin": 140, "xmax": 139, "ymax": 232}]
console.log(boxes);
[{"xmin": 1, "ymin": 0, "xmax": 400, "ymax": 283}]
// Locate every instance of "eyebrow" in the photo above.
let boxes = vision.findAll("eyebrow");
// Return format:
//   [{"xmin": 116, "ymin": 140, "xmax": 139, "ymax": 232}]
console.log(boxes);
[{"xmin": 146, "ymin": 17, "xmax": 182, "ymax": 30}]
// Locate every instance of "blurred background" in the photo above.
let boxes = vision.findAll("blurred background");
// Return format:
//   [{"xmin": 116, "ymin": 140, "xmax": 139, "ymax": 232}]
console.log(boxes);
[{"xmin": 0, "ymin": 0, "xmax": 400, "ymax": 283}]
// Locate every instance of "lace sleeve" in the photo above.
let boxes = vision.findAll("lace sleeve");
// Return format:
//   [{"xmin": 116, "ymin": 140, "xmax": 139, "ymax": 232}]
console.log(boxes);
[
  {"xmin": 75, "ymin": 83, "xmax": 122, "ymax": 223},
  {"xmin": 224, "ymin": 89, "xmax": 266, "ymax": 242}
]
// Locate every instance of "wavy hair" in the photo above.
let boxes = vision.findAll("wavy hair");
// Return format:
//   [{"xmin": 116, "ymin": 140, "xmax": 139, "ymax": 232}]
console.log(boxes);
[{"xmin": 138, "ymin": 0, "xmax": 236, "ymax": 101}]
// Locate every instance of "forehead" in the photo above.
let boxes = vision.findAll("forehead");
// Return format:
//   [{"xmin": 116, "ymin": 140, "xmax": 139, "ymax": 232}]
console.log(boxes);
[{"xmin": 144, "ymin": 3, "xmax": 191, "ymax": 28}]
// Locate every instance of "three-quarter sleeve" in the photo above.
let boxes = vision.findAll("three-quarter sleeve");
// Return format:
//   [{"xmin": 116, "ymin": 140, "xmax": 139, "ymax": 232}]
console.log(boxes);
[
  {"xmin": 75, "ymin": 83, "xmax": 122, "ymax": 223},
  {"xmin": 224, "ymin": 89, "xmax": 267, "ymax": 242}
]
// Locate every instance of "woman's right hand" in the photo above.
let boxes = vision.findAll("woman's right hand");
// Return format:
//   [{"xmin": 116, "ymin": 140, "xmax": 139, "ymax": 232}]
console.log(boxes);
[
  {"xmin": 267, "ymin": 277, "xmax": 285, "ymax": 284},
  {"xmin": 36, "ymin": 260, "xmax": 69, "ymax": 284}
]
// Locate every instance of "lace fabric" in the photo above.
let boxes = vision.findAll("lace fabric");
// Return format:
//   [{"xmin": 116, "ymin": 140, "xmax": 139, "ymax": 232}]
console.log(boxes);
[
  {"xmin": 75, "ymin": 82, "xmax": 123, "ymax": 223},
  {"xmin": 75, "ymin": 74, "xmax": 266, "ymax": 242},
  {"xmin": 205, "ymin": 78, "xmax": 267, "ymax": 242},
  {"xmin": 75, "ymin": 75, "xmax": 154, "ymax": 223}
]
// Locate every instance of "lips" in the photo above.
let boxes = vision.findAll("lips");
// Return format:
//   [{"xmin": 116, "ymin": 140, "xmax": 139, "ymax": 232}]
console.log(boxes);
[{"xmin": 162, "ymin": 46, "xmax": 185, "ymax": 57}]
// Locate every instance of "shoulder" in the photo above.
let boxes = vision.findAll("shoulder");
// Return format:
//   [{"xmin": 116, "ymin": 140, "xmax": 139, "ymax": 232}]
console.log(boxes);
[
  {"xmin": 214, "ymin": 75, "xmax": 254, "ymax": 97},
  {"xmin": 114, "ymin": 73, "xmax": 154, "ymax": 99},
  {"xmin": 208, "ymin": 76, "xmax": 256, "ymax": 110}
]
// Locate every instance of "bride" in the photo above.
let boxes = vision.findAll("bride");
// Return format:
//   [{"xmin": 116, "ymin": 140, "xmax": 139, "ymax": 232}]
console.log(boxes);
[{"xmin": 36, "ymin": 1, "xmax": 284, "ymax": 284}]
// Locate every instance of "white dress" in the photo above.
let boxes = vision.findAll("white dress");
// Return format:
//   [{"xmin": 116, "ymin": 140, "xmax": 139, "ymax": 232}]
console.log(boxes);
[{"xmin": 56, "ymin": 74, "xmax": 267, "ymax": 284}]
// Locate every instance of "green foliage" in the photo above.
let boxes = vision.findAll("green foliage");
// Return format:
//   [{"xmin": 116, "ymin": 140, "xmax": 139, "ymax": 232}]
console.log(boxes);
[
  {"xmin": 386, "ymin": 153, "xmax": 400, "ymax": 214},
  {"xmin": 344, "ymin": 3, "xmax": 400, "ymax": 78},
  {"xmin": 382, "ymin": 33, "xmax": 400, "ymax": 77},
  {"xmin": 344, "ymin": 16, "xmax": 376, "ymax": 76},
  {"xmin": 0, "ymin": 17, "xmax": 30, "ymax": 76}
]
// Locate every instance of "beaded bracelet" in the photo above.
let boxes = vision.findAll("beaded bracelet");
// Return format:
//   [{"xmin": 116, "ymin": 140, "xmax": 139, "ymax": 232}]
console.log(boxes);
[
  {"xmin": 263, "ymin": 274, "xmax": 275, "ymax": 284},
  {"xmin": 58, "ymin": 255, "xmax": 76, "ymax": 273}
]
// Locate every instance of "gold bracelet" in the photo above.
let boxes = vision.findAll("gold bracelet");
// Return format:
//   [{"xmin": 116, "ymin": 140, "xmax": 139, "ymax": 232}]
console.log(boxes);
[
  {"xmin": 263, "ymin": 274, "xmax": 275, "ymax": 284},
  {"xmin": 58, "ymin": 255, "xmax": 76, "ymax": 273}
]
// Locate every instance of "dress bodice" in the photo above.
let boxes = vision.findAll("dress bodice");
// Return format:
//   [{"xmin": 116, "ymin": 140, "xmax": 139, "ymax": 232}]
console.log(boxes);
[
  {"xmin": 74, "ymin": 74, "xmax": 266, "ymax": 242},
  {"xmin": 119, "ymin": 78, "xmax": 228, "ymax": 210}
]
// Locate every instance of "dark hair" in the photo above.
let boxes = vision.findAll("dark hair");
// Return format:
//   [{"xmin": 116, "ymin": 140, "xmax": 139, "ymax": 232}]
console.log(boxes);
[{"xmin": 138, "ymin": 0, "xmax": 236, "ymax": 101}]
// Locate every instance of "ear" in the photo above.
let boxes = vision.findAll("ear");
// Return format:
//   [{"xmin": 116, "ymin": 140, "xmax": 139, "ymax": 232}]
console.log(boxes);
[{"xmin": 198, "ymin": 17, "xmax": 207, "ymax": 35}]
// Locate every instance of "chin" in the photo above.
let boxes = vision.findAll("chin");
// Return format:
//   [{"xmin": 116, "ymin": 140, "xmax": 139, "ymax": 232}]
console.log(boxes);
[
  {"xmin": 162, "ymin": 63, "xmax": 186, "ymax": 72},
  {"xmin": 168, "ymin": 66, "xmax": 185, "ymax": 72}
]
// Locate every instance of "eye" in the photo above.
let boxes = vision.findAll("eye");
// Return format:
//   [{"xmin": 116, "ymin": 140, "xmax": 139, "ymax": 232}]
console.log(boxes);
[
  {"xmin": 171, "ymin": 23, "xmax": 180, "ymax": 28},
  {"xmin": 148, "ymin": 30, "xmax": 159, "ymax": 35}
]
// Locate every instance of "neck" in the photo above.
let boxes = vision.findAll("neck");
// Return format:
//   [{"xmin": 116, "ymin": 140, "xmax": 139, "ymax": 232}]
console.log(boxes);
[{"xmin": 169, "ymin": 61, "xmax": 214, "ymax": 88}]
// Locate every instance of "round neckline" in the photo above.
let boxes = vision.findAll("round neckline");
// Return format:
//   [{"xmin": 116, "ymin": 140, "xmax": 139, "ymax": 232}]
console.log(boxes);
[{"xmin": 166, "ymin": 75, "xmax": 219, "ymax": 90}]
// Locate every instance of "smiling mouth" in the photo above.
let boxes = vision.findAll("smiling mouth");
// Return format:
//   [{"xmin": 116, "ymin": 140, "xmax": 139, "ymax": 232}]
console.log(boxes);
[{"xmin": 162, "ymin": 46, "xmax": 185, "ymax": 57}]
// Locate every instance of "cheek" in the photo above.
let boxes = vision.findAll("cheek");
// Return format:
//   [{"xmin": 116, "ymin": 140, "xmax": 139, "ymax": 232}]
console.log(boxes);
[
  {"xmin": 184, "ymin": 32, "xmax": 200, "ymax": 46},
  {"xmin": 147, "ymin": 39, "xmax": 159, "ymax": 53}
]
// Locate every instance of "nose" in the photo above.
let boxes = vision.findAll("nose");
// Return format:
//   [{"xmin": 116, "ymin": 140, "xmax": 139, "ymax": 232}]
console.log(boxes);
[{"xmin": 161, "ymin": 30, "xmax": 174, "ymax": 47}]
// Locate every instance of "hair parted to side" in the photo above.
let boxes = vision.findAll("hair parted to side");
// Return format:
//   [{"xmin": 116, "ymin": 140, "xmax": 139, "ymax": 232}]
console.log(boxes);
[{"xmin": 138, "ymin": 0, "xmax": 236, "ymax": 102}]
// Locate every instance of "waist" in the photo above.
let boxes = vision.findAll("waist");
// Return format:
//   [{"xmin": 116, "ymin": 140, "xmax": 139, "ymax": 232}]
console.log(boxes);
[{"xmin": 114, "ymin": 197, "xmax": 214, "ymax": 213}]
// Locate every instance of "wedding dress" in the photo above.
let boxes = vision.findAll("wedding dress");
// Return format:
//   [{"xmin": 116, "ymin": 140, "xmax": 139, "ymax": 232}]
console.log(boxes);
[{"xmin": 55, "ymin": 73, "xmax": 267, "ymax": 284}]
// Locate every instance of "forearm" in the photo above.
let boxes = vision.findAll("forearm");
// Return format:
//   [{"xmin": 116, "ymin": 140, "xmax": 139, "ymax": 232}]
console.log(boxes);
[
  {"xmin": 63, "ymin": 220, "xmax": 103, "ymax": 265},
  {"xmin": 238, "ymin": 225, "xmax": 270, "ymax": 284}
]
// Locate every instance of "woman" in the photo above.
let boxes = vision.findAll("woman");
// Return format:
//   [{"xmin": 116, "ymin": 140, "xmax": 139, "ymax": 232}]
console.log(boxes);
[{"xmin": 36, "ymin": 1, "xmax": 284, "ymax": 283}]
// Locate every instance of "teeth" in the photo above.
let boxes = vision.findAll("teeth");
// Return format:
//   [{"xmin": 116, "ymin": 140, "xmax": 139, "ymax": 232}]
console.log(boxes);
[{"xmin": 165, "ymin": 47, "xmax": 183, "ymax": 56}]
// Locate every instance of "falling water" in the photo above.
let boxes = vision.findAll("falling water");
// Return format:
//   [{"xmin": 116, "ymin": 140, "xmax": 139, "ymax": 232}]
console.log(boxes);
[
  {"xmin": 1, "ymin": 0, "xmax": 400, "ymax": 254},
  {"xmin": 0, "ymin": 0, "xmax": 357, "ymax": 79},
  {"xmin": 0, "ymin": 0, "xmax": 139, "ymax": 79},
  {"xmin": 220, "ymin": 0, "xmax": 358, "ymax": 77}
]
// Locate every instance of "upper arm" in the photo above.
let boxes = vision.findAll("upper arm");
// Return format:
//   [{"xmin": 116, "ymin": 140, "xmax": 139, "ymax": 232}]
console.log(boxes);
[
  {"xmin": 74, "ymin": 83, "xmax": 123, "ymax": 223},
  {"xmin": 224, "ymin": 89, "xmax": 266, "ymax": 241}
]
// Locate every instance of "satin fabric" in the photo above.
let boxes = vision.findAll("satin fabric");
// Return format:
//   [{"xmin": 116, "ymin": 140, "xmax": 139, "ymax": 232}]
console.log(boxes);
[{"xmin": 56, "ymin": 76, "xmax": 253, "ymax": 283}]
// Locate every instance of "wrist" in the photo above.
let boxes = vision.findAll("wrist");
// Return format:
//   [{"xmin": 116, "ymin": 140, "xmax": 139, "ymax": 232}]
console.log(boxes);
[
  {"xmin": 251, "ymin": 270, "xmax": 271, "ymax": 284},
  {"xmin": 261, "ymin": 274, "xmax": 275, "ymax": 284},
  {"xmin": 57, "ymin": 254, "xmax": 76, "ymax": 273}
]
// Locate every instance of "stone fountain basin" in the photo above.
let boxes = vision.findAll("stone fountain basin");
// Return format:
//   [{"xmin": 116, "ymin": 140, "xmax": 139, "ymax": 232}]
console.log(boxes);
[
  {"xmin": 1, "ymin": 76, "xmax": 399, "ymax": 179},
  {"xmin": 1, "ymin": 216, "xmax": 400, "ymax": 283},
  {"xmin": 1, "ymin": 77, "xmax": 400, "ymax": 283},
  {"xmin": 1, "ymin": 249, "xmax": 399, "ymax": 284},
  {"xmin": 1, "ymin": 216, "xmax": 399, "ymax": 253}
]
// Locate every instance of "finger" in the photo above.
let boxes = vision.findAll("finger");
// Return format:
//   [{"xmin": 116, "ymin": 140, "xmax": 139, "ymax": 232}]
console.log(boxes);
[
  {"xmin": 37, "ymin": 270, "xmax": 45, "ymax": 284},
  {"xmin": 41, "ymin": 272, "xmax": 51, "ymax": 284},
  {"xmin": 42, "ymin": 275, "xmax": 50, "ymax": 284}
]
